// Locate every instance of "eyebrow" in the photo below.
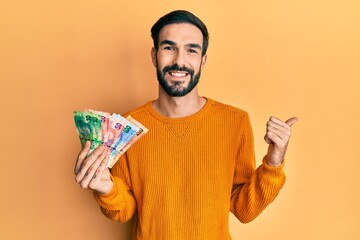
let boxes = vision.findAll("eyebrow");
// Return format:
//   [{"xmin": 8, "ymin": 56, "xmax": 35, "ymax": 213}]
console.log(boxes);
[
  {"xmin": 160, "ymin": 40, "xmax": 176, "ymax": 46},
  {"xmin": 187, "ymin": 43, "xmax": 202, "ymax": 50},
  {"xmin": 159, "ymin": 40, "xmax": 202, "ymax": 50}
]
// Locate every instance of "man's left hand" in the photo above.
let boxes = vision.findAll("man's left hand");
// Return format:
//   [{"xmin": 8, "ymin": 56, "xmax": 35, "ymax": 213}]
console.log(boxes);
[{"xmin": 264, "ymin": 116, "xmax": 298, "ymax": 167}]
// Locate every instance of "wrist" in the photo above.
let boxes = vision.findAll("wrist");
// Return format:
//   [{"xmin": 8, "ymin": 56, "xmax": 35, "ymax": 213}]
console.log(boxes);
[
  {"xmin": 265, "ymin": 155, "xmax": 283, "ymax": 167},
  {"xmin": 97, "ymin": 179, "xmax": 114, "ymax": 196}
]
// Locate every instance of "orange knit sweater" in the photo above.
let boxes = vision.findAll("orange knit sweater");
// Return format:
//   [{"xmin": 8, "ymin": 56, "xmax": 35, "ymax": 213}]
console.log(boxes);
[{"xmin": 94, "ymin": 97, "xmax": 285, "ymax": 240}]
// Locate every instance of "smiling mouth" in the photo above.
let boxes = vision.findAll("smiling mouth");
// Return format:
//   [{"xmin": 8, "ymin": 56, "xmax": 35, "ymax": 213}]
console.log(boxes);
[{"xmin": 168, "ymin": 71, "xmax": 189, "ymax": 77}]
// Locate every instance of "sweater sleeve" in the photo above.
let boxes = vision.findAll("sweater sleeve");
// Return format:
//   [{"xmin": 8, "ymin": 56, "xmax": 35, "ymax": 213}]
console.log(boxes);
[
  {"xmin": 93, "ymin": 153, "xmax": 136, "ymax": 223},
  {"xmin": 230, "ymin": 113, "xmax": 285, "ymax": 223}
]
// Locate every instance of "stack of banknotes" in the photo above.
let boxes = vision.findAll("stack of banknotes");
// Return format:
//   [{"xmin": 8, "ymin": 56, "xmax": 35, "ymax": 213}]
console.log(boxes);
[{"xmin": 73, "ymin": 109, "xmax": 148, "ymax": 168}]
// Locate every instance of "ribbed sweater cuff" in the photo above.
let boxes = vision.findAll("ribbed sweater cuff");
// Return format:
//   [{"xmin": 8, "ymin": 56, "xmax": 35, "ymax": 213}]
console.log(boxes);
[
  {"xmin": 93, "ymin": 175, "xmax": 131, "ymax": 210},
  {"xmin": 262, "ymin": 155, "xmax": 284, "ymax": 171},
  {"xmin": 259, "ymin": 156, "xmax": 286, "ymax": 186}
]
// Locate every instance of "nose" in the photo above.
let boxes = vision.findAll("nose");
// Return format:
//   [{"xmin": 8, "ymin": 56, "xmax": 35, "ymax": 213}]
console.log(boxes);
[{"xmin": 172, "ymin": 49, "xmax": 186, "ymax": 66}]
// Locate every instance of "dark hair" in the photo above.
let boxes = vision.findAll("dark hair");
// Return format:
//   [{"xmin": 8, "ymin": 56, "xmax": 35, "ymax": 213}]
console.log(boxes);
[{"xmin": 151, "ymin": 10, "xmax": 209, "ymax": 56}]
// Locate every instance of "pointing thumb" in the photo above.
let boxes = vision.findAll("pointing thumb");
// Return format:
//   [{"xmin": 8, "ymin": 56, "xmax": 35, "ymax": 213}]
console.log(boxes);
[{"xmin": 285, "ymin": 117, "xmax": 298, "ymax": 127}]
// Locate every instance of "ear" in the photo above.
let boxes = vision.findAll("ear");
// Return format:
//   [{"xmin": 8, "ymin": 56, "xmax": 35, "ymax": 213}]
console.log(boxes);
[
  {"xmin": 151, "ymin": 47, "xmax": 157, "ymax": 67},
  {"xmin": 200, "ymin": 54, "xmax": 207, "ymax": 70}
]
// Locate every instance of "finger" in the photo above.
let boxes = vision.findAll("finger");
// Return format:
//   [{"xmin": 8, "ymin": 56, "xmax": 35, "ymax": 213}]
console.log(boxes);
[
  {"xmin": 74, "ymin": 141, "xmax": 91, "ymax": 174},
  {"xmin": 79, "ymin": 148, "xmax": 108, "ymax": 189},
  {"xmin": 266, "ymin": 131, "xmax": 285, "ymax": 147},
  {"xmin": 264, "ymin": 134, "xmax": 272, "ymax": 144},
  {"xmin": 267, "ymin": 125, "xmax": 289, "ymax": 141},
  {"xmin": 265, "ymin": 117, "xmax": 289, "ymax": 144},
  {"xmin": 89, "ymin": 154, "xmax": 109, "ymax": 190},
  {"xmin": 80, "ymin": 150, "xmax": 108, "ymax": 189},
  {"xmin": 267, "ymin": 120, "xmax": 290, "ymax": 133},
  {"xmin": 269, "ymin": 116, "xmax": 292, "ymax": 128},
  {"xmin": 75, "ymin": 145, "xmax": 106, "ymax": 183},
  {"xmin": 285, "ymin": 117, "xmax": 298, "ymax": 127},
  {"xmin": 93, "ymin": 150, "xmax": 109, "ymax": 179}
]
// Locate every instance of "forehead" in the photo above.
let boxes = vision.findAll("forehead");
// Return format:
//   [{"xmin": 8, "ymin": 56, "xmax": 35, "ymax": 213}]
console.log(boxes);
[{"xmin": 159, "ymin": 23, "xmax": 203, "ymax": 47}]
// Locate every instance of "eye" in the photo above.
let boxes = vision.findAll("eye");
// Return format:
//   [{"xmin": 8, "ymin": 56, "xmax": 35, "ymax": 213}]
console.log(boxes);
[
  {"xmin": 164, "ymin": 46, "xmax": 175, "ymax": 51},
  {"xmin": 188, "ymin": 49, "xmax": 199, "ymax": 54}
]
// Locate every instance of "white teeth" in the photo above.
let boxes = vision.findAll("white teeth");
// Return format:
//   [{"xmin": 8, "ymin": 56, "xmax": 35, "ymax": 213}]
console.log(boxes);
[{"xmin": 170, "ymin": 72, "xmax": 187, "ymax": 77}]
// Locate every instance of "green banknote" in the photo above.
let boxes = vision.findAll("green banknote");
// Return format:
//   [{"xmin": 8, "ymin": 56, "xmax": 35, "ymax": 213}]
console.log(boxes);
[
  {"xmin": 73, "ymin": 111, "xmax": 102, "ymax": 154},
  {"xmin": 73, "ymin": 109, "xmax": 148, "ymax": 168}
]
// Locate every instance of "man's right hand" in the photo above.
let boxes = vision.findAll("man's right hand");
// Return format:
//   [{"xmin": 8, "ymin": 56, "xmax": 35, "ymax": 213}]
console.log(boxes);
[{"xmin": 74, "ymin": 141, "xmax": 113, "ymax": 195}]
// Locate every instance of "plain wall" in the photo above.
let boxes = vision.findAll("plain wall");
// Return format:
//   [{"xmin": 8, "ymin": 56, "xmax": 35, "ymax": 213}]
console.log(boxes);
[{"xmin": 1, "ymin": 0, "xmax": 359, "ymax": 239}]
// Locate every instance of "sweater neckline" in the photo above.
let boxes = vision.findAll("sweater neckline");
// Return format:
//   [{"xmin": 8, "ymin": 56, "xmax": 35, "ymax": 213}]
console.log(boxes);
[{"xmin": 145, "ymin": 97, "xmax": 214, "ymax": 125}]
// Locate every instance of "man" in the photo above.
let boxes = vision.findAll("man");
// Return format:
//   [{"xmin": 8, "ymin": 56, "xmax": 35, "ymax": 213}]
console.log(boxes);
[{"xmin": 74, "ymin": 10, "xmax": 297, "ymax": 239}]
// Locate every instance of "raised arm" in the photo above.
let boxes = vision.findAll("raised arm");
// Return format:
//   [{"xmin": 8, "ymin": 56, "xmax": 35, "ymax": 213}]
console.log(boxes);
[{"xmin": 230, "ymin": 114, "xmax": 297, "ymax": 223}]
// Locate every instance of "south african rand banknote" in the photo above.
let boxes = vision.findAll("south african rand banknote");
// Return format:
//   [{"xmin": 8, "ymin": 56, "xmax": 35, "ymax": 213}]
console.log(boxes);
[
  {"xmin": 73, "ymin": 111, "xmax": 102, "ymax": 153},
  {"xmin": 73, "ymin": 110, "xmax": 148, "ymax": 168},
  {"xmin": 107, "ymin": 115, "xmax": 149, "ymax": 168}
]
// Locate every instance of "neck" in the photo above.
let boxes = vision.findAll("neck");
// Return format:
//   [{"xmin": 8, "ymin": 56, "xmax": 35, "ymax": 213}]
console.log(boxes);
[{"xmin": 153, "ymin": 88, "xmax": 206, "ymax": 118}]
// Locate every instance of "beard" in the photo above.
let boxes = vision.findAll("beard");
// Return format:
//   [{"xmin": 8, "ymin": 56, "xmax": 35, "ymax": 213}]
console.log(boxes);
[{"xmin": 156, "ymin": 63, "xmax": 201, "ymax": 97}]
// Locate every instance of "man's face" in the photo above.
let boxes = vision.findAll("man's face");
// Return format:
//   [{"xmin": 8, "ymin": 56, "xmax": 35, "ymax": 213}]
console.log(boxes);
[{"xmin": 151, "ymin": 23, "xmax": 207, "ymax": 97}]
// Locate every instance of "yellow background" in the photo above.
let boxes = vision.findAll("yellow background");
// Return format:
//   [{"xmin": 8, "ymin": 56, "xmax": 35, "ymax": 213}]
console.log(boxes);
[{"xmin": 1, "ymin": 1, "xmax": 359, "ymax": 239}]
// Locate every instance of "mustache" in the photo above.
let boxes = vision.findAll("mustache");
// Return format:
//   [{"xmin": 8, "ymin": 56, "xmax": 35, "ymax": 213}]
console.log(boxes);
[{"xmin": 162, "ymin": 64, "xmax": 194, "ymax": 75}]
